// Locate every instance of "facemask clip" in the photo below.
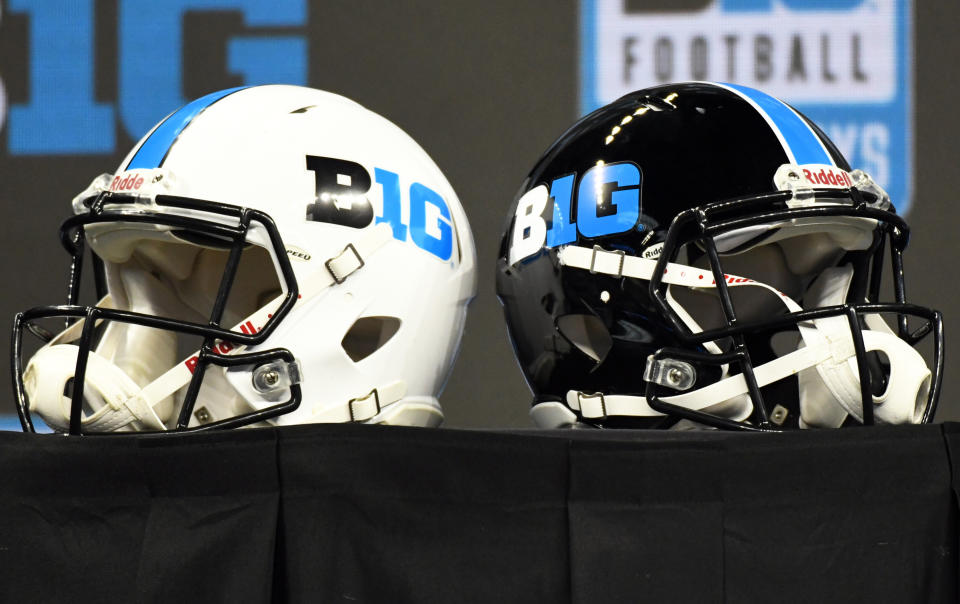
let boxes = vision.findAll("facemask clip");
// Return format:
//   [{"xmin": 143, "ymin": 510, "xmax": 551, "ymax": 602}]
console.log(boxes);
[
  {"xmin": 644, "ymin": 357, "xmax": 697, "ymax": 391},
  {"xmin": 774, "ymin": 165, "xmax": 816, "ymax": 205},
  {"xmin": 849, "ymin": 169, "xmax": 892, "ymax": 210},
  {"xmin": 252, "ymin": 359, "xmax": 303, "ymax": 394}
]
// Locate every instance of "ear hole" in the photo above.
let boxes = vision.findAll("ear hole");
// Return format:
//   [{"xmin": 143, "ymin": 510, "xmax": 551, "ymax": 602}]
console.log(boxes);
[
  {"xmin": 341, "ymin": 316, "xmax": 401, "ymax": 362},
  {"xmin": 63, "ymin": 377, "xmax": 98, "ymax": 418},
  {"xmin": 866, "ymin": 350, "xmax": 891, "ymax": 398},
  {"xmin": 557, "ymin": 314, "xmax": 612, "ymax": 363}
]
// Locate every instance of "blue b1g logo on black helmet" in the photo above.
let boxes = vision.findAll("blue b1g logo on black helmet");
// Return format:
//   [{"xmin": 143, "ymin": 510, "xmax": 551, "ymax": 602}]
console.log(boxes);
[{"xmin": 508, "ymin": 161, "xmax": 641, "ymax": 265}]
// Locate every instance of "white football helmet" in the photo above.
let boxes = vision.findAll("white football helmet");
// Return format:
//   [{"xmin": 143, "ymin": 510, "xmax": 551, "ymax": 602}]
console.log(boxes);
[{"xmin": 13, "ymin": 85, "xmax": 477, "ymax": 433}]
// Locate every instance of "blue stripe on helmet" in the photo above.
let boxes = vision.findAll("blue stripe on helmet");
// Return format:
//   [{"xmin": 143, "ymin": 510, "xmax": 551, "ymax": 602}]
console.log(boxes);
[
  {"xmin": 126, "ymin": 87, "xmax": 248, "ymax": 170},
  {"xmin": 722, "ymin": 83, "xmax": 833, "ymax": 166}
]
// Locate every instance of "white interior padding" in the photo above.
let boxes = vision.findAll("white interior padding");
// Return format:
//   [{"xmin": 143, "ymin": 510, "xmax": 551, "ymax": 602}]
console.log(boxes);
[
  {"xmin": 797, "ymin": 266, "xmax": 856, "ymax": 428},
  {"xmin": 122, "ymin": 239, "xmax": 281, "ymax": 328},
  {"xmin": 711, "ymin": 216, "xmax": 877, "ymax": 256},
  {"xmin": 673, "ymin": 234, "xmax": 842, "ymax": 333},
  {"xmin": 557, "ymin": 210, "xmax": 933, "ymax": 428},
  {"xmin": 30, "ymin": 232, "xmax": 284, "ymax": 430},
  {"xmin": 95, "ymin": 264, "xmax": 182, "ymax": 421}
]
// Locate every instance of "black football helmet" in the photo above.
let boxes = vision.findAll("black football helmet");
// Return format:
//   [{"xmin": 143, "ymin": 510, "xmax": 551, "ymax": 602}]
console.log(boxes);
[{"xmin": 496, "ymin": 82, "xmax": 942, "ymax": 431}]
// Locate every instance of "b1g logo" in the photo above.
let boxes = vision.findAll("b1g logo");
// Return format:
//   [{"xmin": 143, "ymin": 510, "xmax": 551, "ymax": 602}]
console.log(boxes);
[
  {"xmin": 581, "ymin": 0, "xmax": 913, "ymax": 213},
  {"xmin": 508, "ymin": 161, "xmax": 641, "ymax": 265},
  {"xmin": 306, "ymin": 155, "xmax": 456, "ymax": 263},
  {"xmin": 3, "ymin": 0, "xmax": 307, "ymax": 155}
]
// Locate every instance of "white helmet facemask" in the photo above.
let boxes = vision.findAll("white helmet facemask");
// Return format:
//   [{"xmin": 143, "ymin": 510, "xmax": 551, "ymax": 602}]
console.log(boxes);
[
  {"xmin": 21, "ymin": 205, "xmax": 405, "ymax": 432},
  {"xmin": 23, "ymin": 215, "xmax": 291, "ymax": 432},
  {"xmin": 24, "ymin": 250, "xmax": 190, "ymax": 432}
]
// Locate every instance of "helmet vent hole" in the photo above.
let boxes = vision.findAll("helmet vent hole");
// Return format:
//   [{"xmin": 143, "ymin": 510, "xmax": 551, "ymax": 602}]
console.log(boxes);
[
  {"xmin": 341, "ymin": 316, "xmax": 401, "ymax": 362},
  {"xmin": 557, "ymin": 314, "xmax": 612, "ymax": 363}
]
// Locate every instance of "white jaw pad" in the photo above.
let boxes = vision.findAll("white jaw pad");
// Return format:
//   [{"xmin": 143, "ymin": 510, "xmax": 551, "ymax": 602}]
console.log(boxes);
[
  {"xmin": 860, "ymin": 330, "xmax": 931, "ymax": 424},
  {"xmin": 531, "ymin": 401, "xmax": 580, "ymax": 429},
  {"xmin": 799, "ymin": 266, "xmax": 931, "ymax": 426},
  {"xmin": 24, "ymin": 344, "xmax": 165, "ymax": 432},
  {"xmin": 372, "ymin": 397, "xmax": 444, "ymax": 428},
  {"xmin": 806, "ymin": 330, "xmax": 930, "ymax": 426},
  {"xmin": 797, "ymin": 367, "xmax": 848, "ymax": 429}
]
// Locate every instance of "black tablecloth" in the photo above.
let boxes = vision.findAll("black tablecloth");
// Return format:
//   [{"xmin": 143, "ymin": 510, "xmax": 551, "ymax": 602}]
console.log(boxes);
[{"xmin": 1, "ymin": 422, "xmax": 957, "ymax": 603}]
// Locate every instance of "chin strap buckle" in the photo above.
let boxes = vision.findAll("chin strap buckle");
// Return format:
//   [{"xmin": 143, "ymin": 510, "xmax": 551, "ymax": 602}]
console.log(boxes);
[
  {"xmin": 589, "ymin": 246, "xmax": 626, "ymax": 278},
  {"xmin": 348, "ymin": 388, "xmax": 381, "ymax": 422},
  {"xmin": 576, "ymin": 391, "xmax": 608, "ymax": 420},
  {"xmin": 325, "ymin": 243, "xmax": 365, "ymax": 284}
]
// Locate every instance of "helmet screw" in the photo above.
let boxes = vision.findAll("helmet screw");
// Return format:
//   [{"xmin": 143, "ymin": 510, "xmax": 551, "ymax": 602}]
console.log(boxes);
[
  {"xmin": 770, "ymin": 404, "xmax": 789, "ymax": 426},
  {"xmin": 667, "ymin": 368, "xmax": 684, "ymax": 385},
  {"xmin": 252, "ymin": 361, "xmax": 302, "ymax": 394},
  {"xmin": 262, "ymin": 370, "xmax": 280, "ymax": 387},
  {"xmin": 788, "ymin": 171, "xmax": 799, "ymax": 180},
  {"xmin": 194, "ymin": 407, "xmax": 212, "ymax": 424}
]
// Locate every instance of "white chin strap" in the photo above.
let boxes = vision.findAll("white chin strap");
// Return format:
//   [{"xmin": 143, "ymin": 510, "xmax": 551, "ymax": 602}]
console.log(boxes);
[
  {"xmin": 25, "ymin": 342, "xmax": 167, "ymax": 432},
  {"xmin": 293, "ymin": 382, "xmax": 441, "ymax": 427},
  {"xmin": 551, "ymin": 245, "xmax": 931, "ymax": 429},
  {"xmin": 25, "ymin": 224, "xmax": 397, "ymax": 433}
]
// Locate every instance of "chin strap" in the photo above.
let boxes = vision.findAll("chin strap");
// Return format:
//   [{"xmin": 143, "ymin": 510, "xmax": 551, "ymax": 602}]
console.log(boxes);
[
  {"xmin": 27, "ymin": 224, "xmax": 394, "ymax": 432},
  {"xmin": 25, "ymin": 344, "xmax": 166, "ymax": 432},
  {"xmin": 193, "ymin": 379, "xmax": 412, "ymax": 427},
  {"xmin": 303, "ymin": 380, "xmax": 408, "ymax": 423},
  {"xmin": 562, "ymin": 342, "xmax": 831, "ymax": 422},
  {"xmin": 558, "ymin": 245, "xmax": 930, "ymax": 427}
]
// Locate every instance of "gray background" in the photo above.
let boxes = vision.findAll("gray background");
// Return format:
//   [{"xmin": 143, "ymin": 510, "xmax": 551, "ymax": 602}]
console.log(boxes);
[{"xmin": 0, "ymin": 1, "xmax": 957, "ymax": 428}]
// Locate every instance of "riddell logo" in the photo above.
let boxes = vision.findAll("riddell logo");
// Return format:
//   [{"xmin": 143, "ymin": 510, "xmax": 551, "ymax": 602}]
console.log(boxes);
[
  {"xmin": 802, "ymin": 167, "xmax": 853, "ymax": 188},
  {"xmin": 183, "ymin": 321, "xmax": 259, "ymax": 374},
  {"xmin": 110, "ymin": 173, "xmax": 145, "ymax": 192}
]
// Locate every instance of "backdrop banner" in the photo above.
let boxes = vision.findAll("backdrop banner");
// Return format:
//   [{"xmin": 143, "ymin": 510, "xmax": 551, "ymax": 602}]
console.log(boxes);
[{"xmin": 581, "ymin": 0, "xmax": 914, "ymax": 213}]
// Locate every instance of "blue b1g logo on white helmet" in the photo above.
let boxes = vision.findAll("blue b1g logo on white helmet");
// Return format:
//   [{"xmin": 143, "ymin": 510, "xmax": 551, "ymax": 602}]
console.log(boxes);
[
  {"xmin": 508, "ymin": 161, "xmax": 641, "ymax": 265},
  {"xmin": 581, "ymin": 0, "xmax": 913, "ymax": 214}
]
